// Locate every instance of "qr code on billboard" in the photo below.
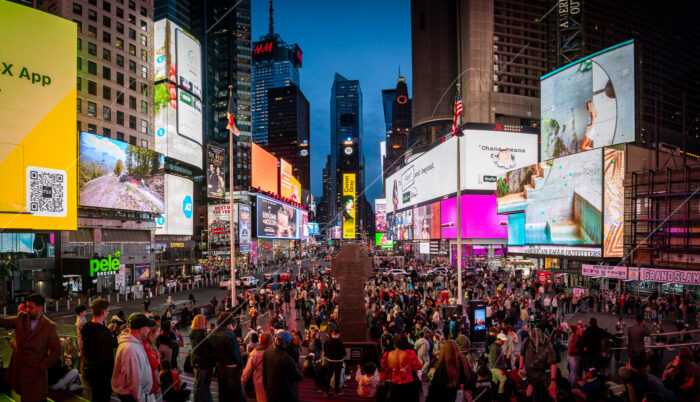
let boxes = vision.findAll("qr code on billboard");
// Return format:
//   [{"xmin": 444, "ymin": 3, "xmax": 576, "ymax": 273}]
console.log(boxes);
[{"xmin": 26, "ymin": 166, "xmax": 67, "ymax": 217}]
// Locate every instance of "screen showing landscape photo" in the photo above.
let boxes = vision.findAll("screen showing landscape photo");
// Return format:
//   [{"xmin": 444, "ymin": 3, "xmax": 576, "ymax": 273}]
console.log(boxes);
[
  {"xmin": 541, "ymin": 41, "xmax": 634, "ymax": 160},
  {"xmin": 79, "ymin": 132, "xmax": 165, "ymax": 213},
  {"xmin": 496, "ymin": 149, "xmax": 603, "ymax": 249}
]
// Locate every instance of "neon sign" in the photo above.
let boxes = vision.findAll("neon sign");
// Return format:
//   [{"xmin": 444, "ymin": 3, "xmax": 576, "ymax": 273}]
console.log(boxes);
[{"xmin": 253, "ymin": 41, "xmax": 273, "ymax": 55}]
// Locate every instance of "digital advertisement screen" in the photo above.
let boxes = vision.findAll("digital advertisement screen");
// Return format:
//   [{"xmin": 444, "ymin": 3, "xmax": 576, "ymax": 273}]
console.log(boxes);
[
  {"xmin": 301, "ymin": 212, "xmax": 309, "ymax": 240},
  {"xmin": 308, "ymin": 222, "xmax": 320, "ymax": 236},
  {"xmin": 239, "ymin": 205, "xmax": 252, "ymax": 252},
  {"xmin": 208, "ymin": 204, "xmax": 235, "ymax": 247},
  {"xmin": 79, "ymin": 132, "xmax": 164, "ymax": 214},
  {"xmin": 0, "ymin": 1, "xmax": 77, "ymax": 230},
  {"xmin": 462, "ymin": 130, "xmax": 539, "ymax": 190},
  {"xmin": 291, "ymin": 176, "xmax": 302, "ymax": 202},
  {"xmin": 603, "ymin": 148, "xmax": 625, "ymax": 257},
  {"xmin": 252, "ymin": 143, "xmax": 279, "ymax": 194},
  {"xmin": 279, "ymin": 158, "xmax": 293, "ymax": 199},
  {"xmin": 375, "ymin": 233, "xmax": 393, "ymax": 249},
  {"xmin": 387, "ymin": 209, "xmax": 413, "ymax": 241},
  {"xmin": 441, "ymin": 195, "xmax": 506, "ymax": 239},
  {"xmin": 156, "ymin": 174, "xmax": 193, "ymax": 235},
  {"xmin": 154, "ymin": 19, "xmax": 202, "ymax": 98},
  {"xmin": 256, "ymin": 195, "xmax": 299, "ymax": 239},
  {"xmin": 413, "ymin": 203, "xmax": 441, "ymax": 240},
  {"xmin": 541, "ymin": 41, "xmax": 635, "ymax": 160},
  {"xmin": 473, "ymin": 309, "xmax": 486, "ymax": 331},
  {"xmin": 207, "ymin": 145, "xmax": 226, "ymax": 199},
  {"xmin": 342, "ymin": 173, "xmax": 356, "ymax": 239},
  {"xmin": 154, "ymin": 82, "xmax": 203, "ymax": 168},
  {"xmin": 497, "ymin": 149, "xmax": 603, "ymax": 257},
  {"xmin": 175, "ymin": 28, "xmax": 202, "ymax": 99},
  {"xmin": 375, "ymin": 199, "xmax": 387, "ymax": 232}
]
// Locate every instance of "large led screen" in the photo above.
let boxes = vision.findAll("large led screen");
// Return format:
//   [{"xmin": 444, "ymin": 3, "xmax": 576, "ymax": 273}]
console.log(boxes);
[
  {"xmin": 603, "ymin": 148, "xmax": 625, "ymax": 257},
  {"xmin": 239, "ymin": 205, "xmax": 252, "ymax": 252},
  {"xmin": 342, "ymin": 174, "xmax": 356, "ymax": 239},
  {"xmin": 0, "ymin": 1, "xmax": 77, "ymax": 230},
  {"xmin": 462, "ymin": 130, "xmax": 539, "ymax": 190},
  {"xmin": 375, "ymin": 199, "xmax": 387, "ymax": 232},
  {"xmin": 541, "ymin": 41, "xmax": 635, "ymax": 160},
  {"xmin": 413, "ymin": 203, "xmax": 441, "ymax": 240},
  {"xmin": 256, "ymin": 195, "xmax": 299, "ymax": 239},
  {"xmin": 252, "ymin": 143, "xmax": 279, "ymax": 194},
  {"xmin": 280, "ymin": 159, "xmax": 293, "ymax": 199},
  {"xmin": 385, "ymin": 136, "xmax": 458, "ymax": 213},
  {"xmin": 154, "ymin": 19, "xmax": 202, "ymax": 99},
  {"xmin": 496, "ymin": 149, "xmax": 603, "ymax": 256},
  {"xmin": 154, "ymin": 83, "xmax": 203, "ymax": 168},
  {"xmin": 156, "ymin": 174, "xmax": 193, "ymax": 235},
  {"xmin": 387, "ymin": 209, "xmax": 413, "ymax": 241},
  {"xmin": 207, "ymin": 145, "xmax": 226, "ymax": 199},
  {"xmin": 375, "ymin": 233, "xmax": 393, "ymax": 249},
  {"xmin": 208, "ymin": 204, "xmax": 236, "ymax": 247},
  {"xmin": 441, "ymin": 195, "xmax": 506, "ymax": 239},
  {"xmin": 79, "ymin": 132, "xmax": 164, "ymax": 214}
]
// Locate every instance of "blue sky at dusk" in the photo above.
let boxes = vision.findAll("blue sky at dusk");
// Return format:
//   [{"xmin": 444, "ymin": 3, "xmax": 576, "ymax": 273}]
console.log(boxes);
[{"xmin": 251, "ymin": 0, "xmax": 412, "ymax": 207}]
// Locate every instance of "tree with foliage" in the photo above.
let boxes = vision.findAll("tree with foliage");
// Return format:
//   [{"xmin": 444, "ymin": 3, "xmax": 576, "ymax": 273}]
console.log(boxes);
[{"xmin": 114, "ymin": 159, "xmax": 125, "ymax": 176}]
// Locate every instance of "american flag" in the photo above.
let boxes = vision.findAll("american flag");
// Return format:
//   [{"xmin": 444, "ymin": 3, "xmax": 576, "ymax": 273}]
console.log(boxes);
[
  {"xmin": 226, "ymin": 85, "xmax": 240, "ymax": 136},
  {"xmin": 451, "ymin": 86, "xmax": 463, "ymax": 136}
]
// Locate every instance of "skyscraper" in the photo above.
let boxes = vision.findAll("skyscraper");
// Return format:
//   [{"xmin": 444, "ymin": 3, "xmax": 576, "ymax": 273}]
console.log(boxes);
[
  {"xmin": 251, "ymin": 2, "xmax": 302, "ymax": 146},
  {"xmin": 381, "ymin": 88, "xmax": 396, "ymax": 136},
  {"xmin": 385, "ymin": 76, "xmax": 412, "ymax": 176},
  {"xmin": 266, "ymin": 84, "xmax": 310, "ymax": 190},
  {"xmin": 154, "ymin": 0, "xmax": 191, "ymax": 31}
]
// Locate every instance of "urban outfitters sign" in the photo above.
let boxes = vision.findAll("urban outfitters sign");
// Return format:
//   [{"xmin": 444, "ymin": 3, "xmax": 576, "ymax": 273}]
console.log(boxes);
[{"xmin": 90, "ymin": 251, "xmax": 121, "ymax": 277}]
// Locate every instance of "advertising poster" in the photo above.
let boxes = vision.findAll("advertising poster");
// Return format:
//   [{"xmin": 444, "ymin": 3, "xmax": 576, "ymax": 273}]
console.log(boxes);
[
  {"xmin": 154, "ymin": 19, "xmax": 202, "ymax": 98},
  {"xmin": 603, "ymin": 148, "xmax": 625, "ymax": 257},
  {"xmin": 375, "ymin": 233, "xmax": 393, "ymax": 249},
  {"xmin": 497, "ymin": 149, "xmax": 603, "ymax": 256},
  {"xmin": 208, "ymin": 204, "xmax": 236, "ymax": 247},
  {"xmin": 291, "ymin": 176, "xmax": 302, "ymax": 202},
  {"xmin": 441, "ymin": 195, "xmax": 506, "ymax": 239},
  {"xmin": 638, "ymin": 268, "xmax": 700, "ymax": 286},
  {"xmin": 342, "ymin": 174, "xmax": 356, "ymax": 239},
  {"xmin": 256, "ymin": 195, "xmax": 298, "ymax": 239},
  {"xmin": 251, "ymin": 143, "xmax": 279, "ymax": 194},
  {"xmin": 279, "ymin": 159, "xmax": 293, "ymax": 199},
  {"xmin": 79, "ymin": 133, "xmax": 165, "ymax": 213},
  {"xmin": 207, "ymin": 145, "xmax": 226, "ymax": 199},
  {"xmin": 541, "ymin": 41, "xmax": 635, "ymax": 160},
  {"xmin": 301, "ymin": 212, "xmax": 309, "ymax": 240},
  {"xmin": 154, "ymin": 82, "xmax": 203, "ymax": 168},
  {"xmin": 413, "ymin": 203, "xmax": 441, "ymax": 240},
  {"xmin": 156, "ymin": 174, "xmax": 193, "ymax": 235},
  {"xmin": 582, "ymin": 264, "xmax": 628, "ymax": 279},
  {"xmin": 239, "ymin": 205, "xmax": 252, "ymax": 252},
  {"xmin": 375, "ymin": 199, "xmax": 387, "ymax": 232},
  {"xmin": 308, "ymin": 222, "xmax": 320, "ymax": 236},
  {"xmin": 462, "ymin": 130, "xmax": 539, "ymax": 190},
  {"xmin": 0, "ymin": 1, "xmax": 77, "ymax": 230}
]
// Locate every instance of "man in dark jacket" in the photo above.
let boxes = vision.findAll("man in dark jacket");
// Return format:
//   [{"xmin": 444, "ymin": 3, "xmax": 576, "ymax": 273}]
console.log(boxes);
[
  {"xmin": 323, "ymin": 328, "xmax": 346, "ymax": 396},
  {"xmin": 577, "ymin": 317, "xmax": 617, "ymax": 370},
  {"xmin": 81, "ymin": 298, "xmax": 117, "ymax": 402},
  {"xmin": 627, "ymin": 314, "xmax": 650, "ymax": 359},
  {"xmin": 263, "ymin": 331, "xmax": 302, "ymax": 402},
  {"xmin": 209, "ymin": 312, "xmax": 245, "ymax": 401}
]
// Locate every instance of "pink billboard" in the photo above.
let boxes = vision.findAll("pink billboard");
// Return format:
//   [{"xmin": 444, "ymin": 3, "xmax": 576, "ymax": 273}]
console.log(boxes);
[{"xmin": 441, "ymin": 195, "xmax": 507, "ymax": 239}]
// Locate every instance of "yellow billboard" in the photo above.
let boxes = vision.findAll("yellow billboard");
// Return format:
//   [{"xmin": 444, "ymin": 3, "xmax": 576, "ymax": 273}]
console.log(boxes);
[
  {"xmin": 342, "ymin": 173, "xmax": 356, "ymax": 239},
  {"xmin": 0, "ymin": 0, "xmax": 77, "ymax": 230},
  {"xmin": 290, "ymin": 176, "xmax": 301, "ymax": 202}
]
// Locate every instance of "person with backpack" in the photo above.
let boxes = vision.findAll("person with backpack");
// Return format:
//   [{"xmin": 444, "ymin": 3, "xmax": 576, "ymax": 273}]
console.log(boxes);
[
  {"xmin": 242, "ymin": 333, "xmax": 272, "ymax": 402},
  {"xmin": 519, "ymin": 327, "xmax": 556, "ymax": 386}
]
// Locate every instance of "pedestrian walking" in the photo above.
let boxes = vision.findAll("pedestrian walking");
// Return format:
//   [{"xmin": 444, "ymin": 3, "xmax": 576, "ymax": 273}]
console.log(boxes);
[
  {"xmin": 111, "ymin": 313, "xmax": 156, "ymax": 401},
  {"xmin": 143, "ymin": 296, "xmax": 151, "ymax": 312},
  {"xmin": 81, "ymin": 298, "xmax": 117, "ymax": 402}
]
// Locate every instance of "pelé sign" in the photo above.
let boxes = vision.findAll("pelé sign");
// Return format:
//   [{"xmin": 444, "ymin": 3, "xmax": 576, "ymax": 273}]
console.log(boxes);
[{"xmin": 90, "ymin": 251, "xmax": 121, "ymax": 277}]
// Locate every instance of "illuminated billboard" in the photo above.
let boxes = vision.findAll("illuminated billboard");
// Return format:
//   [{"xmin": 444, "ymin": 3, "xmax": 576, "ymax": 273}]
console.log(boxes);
[
  {"xmin": 413, "ymin": 203, "xmax": 441, "ymax": 240},
  {"xmin": 603, "ymin": 148, "xmax": 625, "ymax": 257},
  {"xmin": 387, "ymin": 209, "xmax": 413, "ymax": 241},
  {"xmin": 342, "ymin": 174, "xmax": 356, "ymax": 239},
  {"xmin": 375, "ymin": 199, "xmax": 387, "ymax": 232},
  {"xmin": 156, "ymin": 174, "xmax": 193, "ymax": 235},
  {"xmin": 256, "ymin": 195, "xmax": 298, "ymax": 239},
  {"xmin": 206, "ymin": 145, "xmax": 226, "ymax": 199},
  {"xmin": 208, "ymin": 204, "xmax": 235, "ymax": 247},
  {"xmin": 375, "ymin": 233, "xmax": 393, "ymax": 249},
  {"xmin": 441, "ymin": 195, "xmax": 506, "ymax": 239},
  {"xmin": 280, "ymin": 158, "xmax": 293, "ymax": 198},
  {"xmin": 541, "ymin": 41, "xmax": 635, "ymax": 160},
  {"xmin": 290, "ymin": 176, "xmax": 302, "ymax": 202},
  {"xmin": 497, "ymin": 149, "xmax": 603, "ymax": 257},
  {"xmin": 154, "ymin": 83, "xmax": 203, "ymax": 168},
  {"xmin": 251, "ymin": 143, "xmax": 279, "ymax": 194},
  {"xmin": 239, "ymin": 205, "xmax": 252, "ymax": 252},
  {"xmin": 154, "ymin": 19, "xmax": 202, "ymax": 98},
  {"xmin": 0, "ymin": 1, "xmax": 77, "ymax": 230},
  {"xmin": 79, "ymin": 132, "xmax": 164, "ymax": 214}
]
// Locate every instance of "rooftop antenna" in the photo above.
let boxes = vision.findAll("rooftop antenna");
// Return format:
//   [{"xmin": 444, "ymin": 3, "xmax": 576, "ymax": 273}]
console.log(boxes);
[
  {"xmin": 398, "ymin": 65, "xmax": 401, "ymax": 78},
  {"xmin": 269, "ymin": 0, "xmax": 274, "ymax": 35}
]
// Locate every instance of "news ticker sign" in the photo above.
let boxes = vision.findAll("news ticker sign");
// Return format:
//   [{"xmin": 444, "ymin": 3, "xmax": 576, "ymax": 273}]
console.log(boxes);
[{"xmin": 582, "ymin": 265, "xmax": 700, "ymax": 286}]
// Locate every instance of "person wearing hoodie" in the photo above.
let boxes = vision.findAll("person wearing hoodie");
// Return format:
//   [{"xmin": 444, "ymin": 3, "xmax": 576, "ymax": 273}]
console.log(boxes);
[
  {"xmin": 82, "ymin": 298, "xmax": 118, "ymax": 402},
  {"xmin": 111, "ymin": 313, "xmax": 156, "ymax": 402}
]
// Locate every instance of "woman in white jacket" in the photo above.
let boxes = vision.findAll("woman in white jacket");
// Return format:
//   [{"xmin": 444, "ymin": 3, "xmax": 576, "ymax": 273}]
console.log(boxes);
[{"xmin": 242, "ymin": 332, "xmax": 272, "ymax": 402}]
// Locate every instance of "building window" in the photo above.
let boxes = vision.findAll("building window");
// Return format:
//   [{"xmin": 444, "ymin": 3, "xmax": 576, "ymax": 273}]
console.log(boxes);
[
  {"xmin": 88, "ymin": 25, "xmax": 97, "ymax": 38},
  {"xmin": 77, "ymin": 121, "xmax": 81, "ymax": 131},
  {"xmin": 103, "ymin": 66, "xmax": 111, "ymax": 80},
  {"xmin": 88, "ymin": 123, "xmax": 97, "ymax": 133},
  {"xmin": 88, "ymin": 0, "xmax": 96, "ymax": 5},
  {"xmin": 129, "ymin": 135, "xmax": 136, "ymax": 145},
  {"xmin": 140, "ymin": 49, "xmax": 147, "ymax": 62},
  {"xmin": 102, "ymin": 1, "xmax": 110, "ymax": 12},
  {"xmin": 128, "ymin": 60, "xmax": 136, "ymax": 73},
  {"xmin": 116, "ymin": 72, "xmax": 124, "ymax": 85},
  {"xmin": 116, "ymin": 7, "xmax": 123, "ymax": 18},
  {"xmin": 116, "ymin": 22, "xmax": 124, "ymax": 34},
  {"xmin": 88, "ymin": 80, "xmax": 96, "ymax": 95},
  {"xmin": 140, "ymin": 65, "xmax": 147, "ymax": 78},
  {"xmin": 140, "ymin": 119, "xmax": 148, "ymax": 134},
  {"xmin": 116, "ymin": 92, "xmax": 124, "ymax": 105},
  {"xmin": 74, "ymin": 20, "xmax": 82, "ymax": 33},
  {"xmin": 88, "ymin": 42, "xmax": 97, "ymax": 55},
  {"xmin": 140, "ymin": 6, "xmax": 146, "ymax": 17},
  {"xmin": 129, "ymin": 115, "xmax": 136, "ymax": 129},
  {"xmin": 88, "ymin": 61, "xmax": 97, "ymax": 75},
  {"xmin": 129, "ymin": 95, "xmax": 136, "ymax": 109},
  {"xmin": 128, "ymin": 28, "xmax": 136, "ymax": 40},
  {"xmin": 103, "ymin": 85, "xmax": 111, "ymax": 100},
  {"xmin": 77, "ymin": 77, "xmax": 82, "ymax": 91},
  {"xmin": 141, "ymin": 139, "xmax": 148, "ymax": 148},
  {"xmin": 103, "ymin": 106, "xmax": 111, "ymax": 121},
  {"xmin": 116, "ymin": 131, "xmax": 124, "ymax": 141},
  {"xmin": 128, "ymin": 44, "xmax": 136, "ymax": 56},
  {"xmin": 103, "ymin": 127, "xmax": 111, "ymax": 137},
  {"xmin": 128, "ymin": 14, "xmax": 135, "ymax": 25},
  {"xmin": 77, "ymin": 98, "xmax": 82, "ymax": 113},
  {"xmin": 128, "ymin": 0, "xmax": 134, "ymax": 10},
  {"xmin": 77, "ymin": 57, "xmax": 82, "ymax": 71},
  {"xmin": 128, "ymin": 77, "xmax": 136, "ymax": 91},
  {"xmin": 77, "ymin": 38, "xmax": 82, "ymax": 51},
  {"xmin": 116, "ymin": 54, "xmax": 124, "ymax": 67},
  {"xmin": 88, "ymin": 9, "xmax": 97, "ymax": 21},
  {"xmin": 140, "ymin": 100, "xmax": 147, "ymax": 114},
  {"xmin": 116, "ymin": 111, "xmax": 124, "ymax": 125},
  {"xmin": 140, "ymin": 34, "xmax": 147, "ymax": 46},
  {"xmin": 102, "ymin": 15, "xmax": 111, "ymax": 28},
  {"xmin": 103, "ymin": 31, "xmax": 111, "ymax": 43},
  {"xmin": 116, "ymin": 38, "xmax": 123, "ymax": 50},
  {"xmin": 72, "ymin": 3, "xmax": 82, "ymax": 15},
  {"xmin": 87, "ymin": 101, "xmax": 96, "ymax": 117},
  {"xmin": 103, "ymin": 48, "xmax": 111, "ymax": 61},
  {"xmin": 140, "ymin": 20, "xmax": 147, "ymax": 31},
  {"xmin": 140, "ymin": 83, "xmax": 148, "ymax": 96}
]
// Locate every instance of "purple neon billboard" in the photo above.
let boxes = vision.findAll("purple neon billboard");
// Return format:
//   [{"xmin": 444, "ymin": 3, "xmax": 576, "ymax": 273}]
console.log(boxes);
[{"xmin": 441, "ymin": 194, "xmax": 507, "ymax": 239}]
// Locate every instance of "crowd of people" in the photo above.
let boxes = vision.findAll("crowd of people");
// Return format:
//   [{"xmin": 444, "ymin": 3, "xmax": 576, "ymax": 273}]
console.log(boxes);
[{"xmin": 0, "ymin": 255, "xmax": 698, "ymax": 402}]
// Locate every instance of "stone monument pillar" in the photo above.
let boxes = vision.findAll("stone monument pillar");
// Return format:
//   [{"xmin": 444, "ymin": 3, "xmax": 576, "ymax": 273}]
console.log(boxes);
[{"xmin": 330, "ymin": 243, "xmax": 373, "ymax": 342}]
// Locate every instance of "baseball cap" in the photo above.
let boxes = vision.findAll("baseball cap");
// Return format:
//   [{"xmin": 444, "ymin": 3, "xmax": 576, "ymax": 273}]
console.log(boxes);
[
  {"xmin": 128, "ymin": 313, "xmax": 156, "ymax": 330},
  {"xmin": 497, "ymin": 333, "xmax": 508, "ymax": 342},
  {"xmin": 275, "ymin": 330, "xmax": 293, "ymax": 344}
]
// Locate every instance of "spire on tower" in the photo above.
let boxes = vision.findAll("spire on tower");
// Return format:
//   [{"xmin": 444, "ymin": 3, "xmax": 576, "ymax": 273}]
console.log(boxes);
[{"xmin": 269, "ymin": 0, "xmax": 274, "ymax": 35}]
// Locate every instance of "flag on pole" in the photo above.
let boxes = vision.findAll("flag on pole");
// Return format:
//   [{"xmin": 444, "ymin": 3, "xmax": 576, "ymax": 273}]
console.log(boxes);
[
  {"xmin": 226, "ymin": 85, "xmax": 241, "ymax": 136},
  {"xmin": 451, "ymin": 85, "xmax": 463, "ymax": 136}
]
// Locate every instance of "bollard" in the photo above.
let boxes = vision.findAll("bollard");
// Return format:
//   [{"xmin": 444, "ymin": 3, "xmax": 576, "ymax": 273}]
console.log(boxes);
[
  {"xmin": 3, "ymin": 306, "xmax": 5, "ymax": 315},
  {"xmin": 116, "ymin": 293, "xmax": 120, "ymax": 303},
  {"xmin": 108, "ymin": 294, "xmax": 111, "ymax": 303},
  {"xmin": 67, "ymin": 299, "xmax": 70, "ymax": 311}
]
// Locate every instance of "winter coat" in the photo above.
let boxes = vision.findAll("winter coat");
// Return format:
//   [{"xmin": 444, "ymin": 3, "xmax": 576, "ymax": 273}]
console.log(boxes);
[{"xmin": 111, "ymin": 332, "xmax": 154, "ymax": 401}]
